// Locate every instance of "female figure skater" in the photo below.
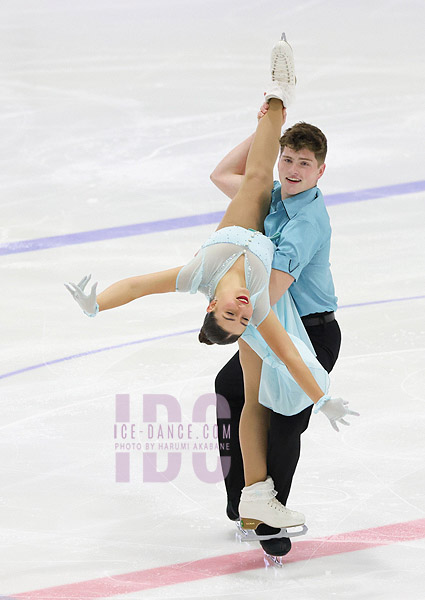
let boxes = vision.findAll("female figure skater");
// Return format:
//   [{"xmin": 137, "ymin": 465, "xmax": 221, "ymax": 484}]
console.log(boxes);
[{"xmin": 66, "ymin": 37, "xmax": 356, "ymax": 533}]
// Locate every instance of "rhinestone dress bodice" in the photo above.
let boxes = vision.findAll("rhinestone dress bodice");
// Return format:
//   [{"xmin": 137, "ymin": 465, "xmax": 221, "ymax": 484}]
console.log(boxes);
[{"xmin": 176, "ymin": 226, "xmax": 275, "ymax": 327}]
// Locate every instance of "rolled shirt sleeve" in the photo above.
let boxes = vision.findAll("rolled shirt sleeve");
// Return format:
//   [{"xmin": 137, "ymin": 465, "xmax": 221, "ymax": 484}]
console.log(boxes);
[{"xmin": 272, "ymin": 219, "xmax": 321, "ymax": 282}]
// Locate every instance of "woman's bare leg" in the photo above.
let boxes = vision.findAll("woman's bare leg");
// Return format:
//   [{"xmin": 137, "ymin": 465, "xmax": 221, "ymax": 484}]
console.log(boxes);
[
  {"xmin": 238, "ymin": 339, "xmax": 270, "ymax": 485},
  {"xmin": 216, "ymin": 99, "xmax": 284, "ymax": 232},
  {"xmin": 238, "ymin": 338, "xmax": 306, "ymax": 530}
]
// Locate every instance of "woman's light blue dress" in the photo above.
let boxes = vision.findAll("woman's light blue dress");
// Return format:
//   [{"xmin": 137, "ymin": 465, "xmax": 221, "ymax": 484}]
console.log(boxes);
[
  {"xmin": 242, "ymin": 291, "xmax": 330, "ymax": 416},
  {"xmin": 176, "ymin": 225, "xmax": 330, "ymax": 416}
]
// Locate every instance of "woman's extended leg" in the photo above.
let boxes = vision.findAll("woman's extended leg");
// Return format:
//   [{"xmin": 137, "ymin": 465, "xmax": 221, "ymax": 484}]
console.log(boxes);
[
  {"xmin": 237, "ymin": 339, "xmax": 305, "ymax": 530},
  {"xmin": 216, "ymin": 99, "xmax": 284, "ymax": 233},
  {"xmin": 238, "ymin": 339, "xmax": 270, "ymax": 485}
]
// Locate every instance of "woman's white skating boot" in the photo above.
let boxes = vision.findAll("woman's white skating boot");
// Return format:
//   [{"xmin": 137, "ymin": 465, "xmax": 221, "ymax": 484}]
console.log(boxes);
[
  {"xmin": 239, "ymin": 476, "xmax": 305, "ymax": 530},
  {"xmin": 264, "ymin": 32, "xmax": 296, "ymax": 107}
]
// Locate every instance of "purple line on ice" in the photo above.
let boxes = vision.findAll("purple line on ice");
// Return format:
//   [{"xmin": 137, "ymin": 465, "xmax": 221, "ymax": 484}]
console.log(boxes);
[
  {"xmin": 324, "ymin": 179, "xmax": 425, "ymax": 205},
  {"xmin": 1, "ymin": 295, "xmax": 424, "ymax": 382},
  {"xmin": 0, "ymin": 212, "xmax": 224, "ymax": 256},
  {"xmin": 339, "ymin": 294, "xmax": 425, "ymax": 309},
  {"xmin": 1, "ymin": 180, "xmax": 425, "ymax": 256},
  {"xmin": 0, "ymin": 329, "xmax": 198, "ymax": 381}
]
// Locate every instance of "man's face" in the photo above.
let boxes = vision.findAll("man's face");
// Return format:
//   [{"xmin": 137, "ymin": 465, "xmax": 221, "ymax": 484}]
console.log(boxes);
[{"xmin": 278, "ymin": 146, "xmax": 326, "ymax": 198}]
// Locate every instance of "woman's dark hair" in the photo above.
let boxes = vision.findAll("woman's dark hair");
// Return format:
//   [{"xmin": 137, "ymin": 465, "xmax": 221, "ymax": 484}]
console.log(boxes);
[{"xmin": 198, "ymin": 311, "xmax": 241, "ymax": 346}]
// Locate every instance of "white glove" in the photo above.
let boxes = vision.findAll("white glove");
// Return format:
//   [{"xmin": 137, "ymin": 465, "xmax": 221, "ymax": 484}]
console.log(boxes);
[
  {"xmin": 314, "ymin": 396, "xmax": 359, "ymax": 432},
  {"xmin": 64, "ymin": 274, "xmax": 99, "ymax": 317}
]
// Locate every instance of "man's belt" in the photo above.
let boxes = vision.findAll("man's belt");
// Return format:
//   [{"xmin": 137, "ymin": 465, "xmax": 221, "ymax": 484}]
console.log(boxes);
[{"xmin": 301, "ymin": 312, "xmax": 335, "ymax": 327}]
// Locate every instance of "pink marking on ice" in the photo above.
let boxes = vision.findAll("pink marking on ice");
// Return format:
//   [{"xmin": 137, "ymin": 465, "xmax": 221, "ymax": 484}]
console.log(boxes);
[{"xmin": 10, "ymin": 518, "xmax": 425, "ymax": 600}]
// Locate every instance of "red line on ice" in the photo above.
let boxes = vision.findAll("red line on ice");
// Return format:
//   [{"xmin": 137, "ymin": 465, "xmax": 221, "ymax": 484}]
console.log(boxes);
[{"xmin": 10, "ymin": 518, "xmax": 425, "ymax": 599}]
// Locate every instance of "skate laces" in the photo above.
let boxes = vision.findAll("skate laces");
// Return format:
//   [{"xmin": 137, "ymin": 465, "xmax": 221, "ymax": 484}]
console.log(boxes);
[
  {"xmin": 267, "ymin": 497, "xmax": 291, "ymax": 512},
  {"xmin": 271, "ymin": 44, "xmax": 295, "ymax": 85},
  {"xmin": 272, "ymin": 57, "xmax": 295, "ymax": 84}
]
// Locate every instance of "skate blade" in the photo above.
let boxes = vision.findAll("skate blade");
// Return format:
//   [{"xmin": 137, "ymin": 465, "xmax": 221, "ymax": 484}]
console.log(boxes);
[
  {"xmin": 263, "ymin": 552, "xmax": 284, "ymax": 568},
  {"xmin": 236, "ymin": 520, "xmax": 308, "ymax": 542}
]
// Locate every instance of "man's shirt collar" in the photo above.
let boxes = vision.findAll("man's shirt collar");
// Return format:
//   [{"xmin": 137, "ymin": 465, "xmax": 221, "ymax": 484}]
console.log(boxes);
[{"xmin": 280, "ymin": 186, "xmax": 320, "ymax": 219}]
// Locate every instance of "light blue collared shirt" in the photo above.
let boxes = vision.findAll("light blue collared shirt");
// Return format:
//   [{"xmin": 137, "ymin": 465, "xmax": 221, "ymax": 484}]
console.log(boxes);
[{"xmin": 264, "ymin": 182, "xmax": 338, "ymax": 317}]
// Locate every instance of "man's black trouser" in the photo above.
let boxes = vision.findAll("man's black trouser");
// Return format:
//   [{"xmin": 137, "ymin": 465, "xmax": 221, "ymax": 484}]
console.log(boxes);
[{"xmin": 215, "ymin": 317, "xmax": 342, "ymax": 515}]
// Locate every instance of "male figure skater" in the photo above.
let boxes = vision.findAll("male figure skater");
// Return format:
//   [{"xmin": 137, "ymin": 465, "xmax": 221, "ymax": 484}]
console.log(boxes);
[{"xmin": 212, "ymin": 111, "xmax": 341, "ymax": 560}]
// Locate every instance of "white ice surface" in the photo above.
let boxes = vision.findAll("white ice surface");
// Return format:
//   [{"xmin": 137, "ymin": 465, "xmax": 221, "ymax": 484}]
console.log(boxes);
[{"xmin": 1, "ymin": 0, "xmax": 425, "ymax": 598}]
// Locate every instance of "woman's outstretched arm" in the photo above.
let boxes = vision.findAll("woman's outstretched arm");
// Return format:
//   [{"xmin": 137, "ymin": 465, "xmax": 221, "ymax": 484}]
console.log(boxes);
[
  {"xmin": 97, "ymin": 266, "xmax": 182, "ymax": 311},
  {"xmin": 65, "ymin": 266, "xmax": 183, "ymax": 316},
  {"xmin": 256, "ymin": 309, "xmax": 324, "ymax": 404},
  {"xmin": 256, "ymin": 309, "xmax": 359, "ymax": 430}
]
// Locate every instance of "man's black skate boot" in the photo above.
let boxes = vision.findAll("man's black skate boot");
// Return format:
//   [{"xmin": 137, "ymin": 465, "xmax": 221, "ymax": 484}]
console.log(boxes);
[
  {"xmin": 258, "ymin": 523, "xmax": 292, "ymax": 557},
  {"xmin": 226, "ymin": 498, "xmax": 240, "ymax": 521}
]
